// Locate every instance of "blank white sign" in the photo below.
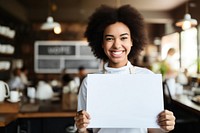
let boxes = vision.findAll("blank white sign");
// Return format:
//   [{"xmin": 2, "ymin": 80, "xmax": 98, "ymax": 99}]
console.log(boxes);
[{"xmin": 87, "ymin": 74, "xmax": 163, "ymax": 128}]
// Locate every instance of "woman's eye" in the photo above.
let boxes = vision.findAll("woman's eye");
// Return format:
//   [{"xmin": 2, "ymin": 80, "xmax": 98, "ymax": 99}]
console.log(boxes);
[
  {"xmin": 105, "ymin": 37, "xmax": 113, "ymax": 41},
  {"xmin": 121, "ymin": 36, "xmax": 128, "ymax": 40}
]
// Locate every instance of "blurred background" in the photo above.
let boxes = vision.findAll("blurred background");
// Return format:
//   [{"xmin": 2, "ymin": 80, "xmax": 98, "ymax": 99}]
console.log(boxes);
[
  {"xmin": 0, "ymin": 0, "xmax": 200, "ymax": 82},
  {"xmin": 1, "ymin": 1, "xmax": 200, "ymax": 133}
]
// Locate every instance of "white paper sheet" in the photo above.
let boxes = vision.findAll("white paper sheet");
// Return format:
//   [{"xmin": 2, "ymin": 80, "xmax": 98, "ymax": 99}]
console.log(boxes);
[{"xmin": 87, "ymin": 74, "xmax": 163, "ymax": 128}]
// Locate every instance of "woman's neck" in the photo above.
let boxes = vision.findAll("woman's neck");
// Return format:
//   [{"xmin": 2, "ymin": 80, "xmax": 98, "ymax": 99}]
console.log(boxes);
[{"xmin": 108, "ymin": 61, "xmax": 128, "ymax": 68}]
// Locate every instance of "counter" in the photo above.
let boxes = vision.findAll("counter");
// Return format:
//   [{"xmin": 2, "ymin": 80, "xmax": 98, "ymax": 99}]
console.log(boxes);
[
  {"xmin": 172, "ymin": 94, "xmax": 200, "ymax": 116},
  {"xmin": 0, "ymin": 93, "xmax": 77, "ymax": 127},
  {"xmin": 0, "ymin": 114, "xmax": 17, "ymax": 127}
]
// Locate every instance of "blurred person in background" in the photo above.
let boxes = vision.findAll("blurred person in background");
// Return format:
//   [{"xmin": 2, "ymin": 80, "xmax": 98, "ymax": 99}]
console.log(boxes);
[
  {"xmin": 164, "ymin": 48, "xmax": 179, "ymax": 79},
  {"xmin": 8, "ymin": 68, "xmax": 24, "ymax": 90},
  {"xmin": 74, "ymin": 66, "xmax": 87, "ymax": 94},
  {"xmin": 62, "ymin": 73, "xmax": 78, "ymax": 94},
  {"xmin": 78, "ymin": 66, "xmax": 87, "ymax": 85},
  {"xmin": 20, "ymin": 66, "xmax": 30, "ymax": 87}
]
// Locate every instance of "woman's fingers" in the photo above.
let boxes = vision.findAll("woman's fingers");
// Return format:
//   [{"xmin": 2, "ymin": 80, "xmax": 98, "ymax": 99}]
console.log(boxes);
[
  {"xmin": 157, "ymin": 110, "xmax": 175, "ymax": 132},
  {"xmin": 78, "ymin": 110, "xmax": 91, "ymax": 120},
  {"xmin": 74, "ymin": 110, "xmax": 91, "ymax": 130},
  {"xmin": 76, "ymin": 115, "xmax": 90, "ymax": 127}
]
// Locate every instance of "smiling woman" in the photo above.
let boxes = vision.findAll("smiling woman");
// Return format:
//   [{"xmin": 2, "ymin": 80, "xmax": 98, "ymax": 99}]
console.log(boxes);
[
  {"xmin": 102, "ymin": 22, "xmax": 132, "ymax": 68},
  {"xmin": 75, "ymin": 4, "xmax": 176, "ymax": 133},
  {"xmin": 85, "ymin": 4, "xmax": 147, "ymax": 63}
]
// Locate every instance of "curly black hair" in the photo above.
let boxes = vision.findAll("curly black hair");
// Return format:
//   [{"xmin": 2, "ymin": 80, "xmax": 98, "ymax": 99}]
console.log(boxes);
[{"xmin": 85, "ymin": 5, "xmax": 148, "ymax": 61}]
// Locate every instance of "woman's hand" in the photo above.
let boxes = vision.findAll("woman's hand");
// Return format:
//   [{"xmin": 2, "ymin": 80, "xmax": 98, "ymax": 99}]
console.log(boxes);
[
  {"xmin": 74, "ymin": 110, "xmax": 91, "ymax": 133},
  {"xmin": 157, "ymin": 110, "xmax": 175, "ymax": 132}
]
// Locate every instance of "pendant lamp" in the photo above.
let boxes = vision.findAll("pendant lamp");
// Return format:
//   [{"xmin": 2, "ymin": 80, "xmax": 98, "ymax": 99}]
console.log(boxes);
[
  {"xmin": 40, "ymin": 0, "xmax": 61, "ymax": 31},
  {"xmin": 41, "ymin": 16, "xmax": 61, "ymax": 30},
  {"xmin": 175, "ymin": 1, "xmax": 197, "ymax": 30}
]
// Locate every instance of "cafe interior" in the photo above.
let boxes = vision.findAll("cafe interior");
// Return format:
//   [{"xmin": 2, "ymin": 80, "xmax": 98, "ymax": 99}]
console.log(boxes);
[{"xmin": 1, "ymin": 0, "xmax": 200, "ymax": 133}]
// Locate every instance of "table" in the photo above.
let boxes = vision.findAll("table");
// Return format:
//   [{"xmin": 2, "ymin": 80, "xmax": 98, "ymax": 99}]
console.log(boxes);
[
  {"xmin": 172, "ymin": 94, "xmax": 200, "ymax": 116},
  {"xmin": 0, "ymin": 93, "xmax": 77, "ymax": 127},
  {"xmin": 0, "ymin": 114, "xmax": 17, "ymax": 127}
]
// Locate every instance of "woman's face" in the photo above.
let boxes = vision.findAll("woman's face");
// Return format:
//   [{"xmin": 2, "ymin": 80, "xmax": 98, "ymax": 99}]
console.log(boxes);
[{"xmin": 102, "ymin": 22, "xmax": 132, "ymax": 68}]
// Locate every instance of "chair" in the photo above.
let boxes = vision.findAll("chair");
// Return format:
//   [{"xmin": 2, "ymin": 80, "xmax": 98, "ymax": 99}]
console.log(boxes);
[{"xmin": 162, "ymin": 80, "xmax": 200, "ymax": 133}]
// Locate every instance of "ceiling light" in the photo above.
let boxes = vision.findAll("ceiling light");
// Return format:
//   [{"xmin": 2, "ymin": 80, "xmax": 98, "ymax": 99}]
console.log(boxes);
[
  {"xmin": 176, "ymin": 13, "xmax": 197, "ymax": 30},
  {"xmin": 40, "ymin": 0, "xmax": 61, "ymax": 31},
  {"xmin": 175, "ymin": 1, "xmax": 197, "ymax": 30},
  {"xmin": 54, "ymin": 26, "xmax": 62, "ymax": 34},
  {"xmin": 41, "ymin": 16, "xmax": 61, "ymax": 30}
]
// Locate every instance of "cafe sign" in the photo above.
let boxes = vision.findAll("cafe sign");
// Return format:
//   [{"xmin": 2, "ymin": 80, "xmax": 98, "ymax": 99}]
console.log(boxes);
[{"xmin": 34, "ymin": 41, "xmax": 100, "ymax": 73}]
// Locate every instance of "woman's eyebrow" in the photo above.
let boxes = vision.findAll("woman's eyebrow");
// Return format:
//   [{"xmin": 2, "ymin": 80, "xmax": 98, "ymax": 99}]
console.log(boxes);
[
  {"xmin": 104, "ymin": 33, "xmax": 129, "ymax": 37},
  {"xmin": 120, "ymin": 33, "xmax": 129, "ymax": 36},
  {"xmin": 105, "ymin": 35, "xmax": 114, "ymax": 37},
  {"xmin": 104, "ymin": 35, "xmax": 114, "ymax": 38}
]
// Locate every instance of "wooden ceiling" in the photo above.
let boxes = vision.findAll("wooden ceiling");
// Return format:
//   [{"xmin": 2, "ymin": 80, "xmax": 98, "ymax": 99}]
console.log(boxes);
[
  {"xmin": 2, "ymin": 0, "xmax": 197, "ymax": 42},
  {"xmin": 1, "ymin": 0, "xmax": 188, "ymax": 24}
]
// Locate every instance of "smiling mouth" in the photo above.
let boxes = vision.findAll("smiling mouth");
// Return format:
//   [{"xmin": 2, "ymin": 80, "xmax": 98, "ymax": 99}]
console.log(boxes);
[
  {"xmin": 112, "ymin": 51, "xmax": 122, "ymax": 55},
  {"xmin": 110, "ymin": 50, "xmax": 124, "ymax": 57}
]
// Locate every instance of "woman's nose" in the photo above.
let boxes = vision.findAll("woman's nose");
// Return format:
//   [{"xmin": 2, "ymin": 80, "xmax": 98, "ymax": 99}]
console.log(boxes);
[{"xmin": 113, "ymin": 39, "xmax": 121, "ymax": 49}]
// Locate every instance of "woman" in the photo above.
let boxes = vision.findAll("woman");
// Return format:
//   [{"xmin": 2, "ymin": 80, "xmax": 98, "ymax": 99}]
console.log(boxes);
[
  {"xmin": 74, "ymin": 5, "xmax": 175, "ymax": 133},
  {"xmin": 164, "ymin": 48, "xmax": 179, "ymax": 79}
]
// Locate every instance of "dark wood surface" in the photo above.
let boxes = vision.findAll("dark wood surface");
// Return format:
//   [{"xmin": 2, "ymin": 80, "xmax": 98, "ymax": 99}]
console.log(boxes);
[
  {"xmin": 0, "ymin": 93, "xmax": 77, "ymax": 127},
  {"xmin": 172, "ymin": 94, "xmax": 200, "ymax": 116},
  {"xmin": 0, "ymin": 114, "xmax": 17, "ymax": 127}
]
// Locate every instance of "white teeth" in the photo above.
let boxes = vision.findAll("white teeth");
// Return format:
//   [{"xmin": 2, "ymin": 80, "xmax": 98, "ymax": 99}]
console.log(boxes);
[{"xmin": 112, "ymin": 51, "xmax": 122, "ymax": 55}]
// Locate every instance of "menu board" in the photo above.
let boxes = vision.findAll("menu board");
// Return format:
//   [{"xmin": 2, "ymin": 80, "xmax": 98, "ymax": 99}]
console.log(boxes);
[
  {"xmin": 38, "ymin": 45, "xmax": 76, "ymax": 56},
  {"xmin": 34, "ymin": 41, "xmax": 100, "ymax": 73}
]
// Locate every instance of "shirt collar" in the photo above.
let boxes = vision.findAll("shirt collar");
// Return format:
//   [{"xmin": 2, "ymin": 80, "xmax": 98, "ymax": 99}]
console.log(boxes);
[{"xmin": 103, "ymin": 61, "xmax": 132, "ymax": 74}]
